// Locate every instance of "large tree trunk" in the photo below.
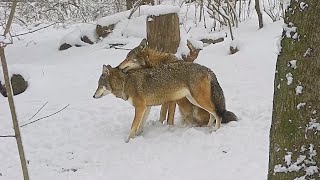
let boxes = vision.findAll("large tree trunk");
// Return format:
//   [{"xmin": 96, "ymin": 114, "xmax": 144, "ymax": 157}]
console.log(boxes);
[
  {"xmin": 146, "ymin": 13, "xmax": 180, "ymax": 53},
  {"xmin": 255, "ymin": 0, "xmax": 263, "ymax": 29},
  {"xmin": 268, "ymin": 1, "xmax": 320, "ymax": 180}
]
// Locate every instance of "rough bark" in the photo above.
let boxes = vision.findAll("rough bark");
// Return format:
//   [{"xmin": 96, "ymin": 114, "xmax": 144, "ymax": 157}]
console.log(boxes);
[
  {"xmin": 146, "ymin": 13, "xmax": 180, "ymax": 53},
  {"xmin": 255, "ymin": 0, "xmax": 263, "ymax": 29},
  {"xmin": 0, "ymin": 2, "xmax": 30, "ymax": 180},
  {"xmin": 268, "ymin": 1, "xmax": 320, "ymax": 180}
]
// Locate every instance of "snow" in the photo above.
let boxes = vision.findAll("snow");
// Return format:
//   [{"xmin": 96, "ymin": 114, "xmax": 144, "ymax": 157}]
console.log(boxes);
[
  {"xmin": 97, "ymin": 5, "xmax": 180, "ymax": 27},
  {"xmin": 285, "ymin": 152, "xmax": 292, "ymax": 166},
  {"xmin": 60, "ymin": 24, "xmax": 97, "ymax": 46},
  {"xmin": 283, "ymin": 23, "xmax": 297, "ymax": 38},
  {"xmin": 0, "ymin": 12, "xmax": 282, "ymax": 180},
  {"xmin": 286, "ymin": 73, "xmax": 293, "ymax": 85},
  {"xmin": 229, "ymin": 39, "xmax": 241, "ymax": 50},
  {"xmin": 0, "ymin": 65, "xmax": 30, "ymax": 83},
  {"xmin": 308, "ymin": 119, "xmax": 320, "ymax": 131},
  {"xmin": 277, "ymin": 144, "xmax": 319, "ymax": 178},
  {"xmin": 303, "ymin": 48, "xmax": 313, "ymax": 57},
  {"xmin": 299, "ymin": 2, "xmax": 308, "ymax": 11},
  {"xmin": 288, "ymin": 60, "xmax": 297, "ymax": 69},
  {"xmin": 295, "ymin": 85, "xmax": 303, "ymax": 95},
  {"xmin": 297, "ymin": 103, "xmax": 306, "ymax": 110}
]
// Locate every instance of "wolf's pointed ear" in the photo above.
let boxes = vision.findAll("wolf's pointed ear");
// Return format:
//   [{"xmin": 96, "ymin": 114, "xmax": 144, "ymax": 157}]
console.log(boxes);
[
  {"xmin": 138, "ymin": 38, "xmax": 147, "ymax": 50},
  {"xmin": 103, "ymin": 64, "xmax": 112, "ymax": 74}
]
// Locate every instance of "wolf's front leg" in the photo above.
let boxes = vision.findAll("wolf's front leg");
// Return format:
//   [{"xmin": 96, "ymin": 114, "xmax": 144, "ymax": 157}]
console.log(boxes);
[
  {"xmin": 136, "ymin": 106, "xmax": 151, "ymax": 135},
  {"xmin": 126, "ymin": 105, "xmax": 147, "ymax": 143}
]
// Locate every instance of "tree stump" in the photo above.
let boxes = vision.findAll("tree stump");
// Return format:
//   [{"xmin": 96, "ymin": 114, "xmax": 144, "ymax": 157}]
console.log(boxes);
[
  {"xmin": 146, "ymin": 13, "xmax": 180, "ymax": 53},
  {"xmin": 0, "ymin": 74, "xmax": 28, "ymax": 97}
]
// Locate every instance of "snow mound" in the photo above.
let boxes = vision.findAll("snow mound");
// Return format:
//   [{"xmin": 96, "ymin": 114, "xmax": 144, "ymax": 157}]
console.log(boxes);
[
  {"xmin": 0, "ymin": 65, "xmax": 30, "ymax": 83},
  {"xmin": 97, "ymin": 5, "xmax": 180, "ymax": 27},
  {"xmin": 59, "ymin": 24, "xmax": 97, "ymax": 47}
]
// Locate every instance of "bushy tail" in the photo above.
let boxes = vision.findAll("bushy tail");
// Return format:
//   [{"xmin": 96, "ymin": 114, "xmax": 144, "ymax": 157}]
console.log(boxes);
[
  {"xmin": 210, "ymin": 76, "xmax": 237, "ymax": 123},
  {"xmin": 221, "ymin": 110, "xmax": 238, "ymax": 123}
]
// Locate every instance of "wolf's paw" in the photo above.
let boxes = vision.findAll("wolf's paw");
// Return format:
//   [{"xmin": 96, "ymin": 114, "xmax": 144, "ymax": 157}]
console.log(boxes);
[
  {"xmin": 125, "ymin": 132, "xmax": 136, "ymax": 143},
  {"xmin": 152, "ymin": 120, "xmax": 164, "ymax": 126},
  {"xmin": 209, "ymin": 126, "xmax": 218, "ymax": 134}
]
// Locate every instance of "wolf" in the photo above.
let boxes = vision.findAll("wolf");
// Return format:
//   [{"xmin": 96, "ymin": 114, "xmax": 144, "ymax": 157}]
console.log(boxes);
[
  {"xmin": 118, "ymin": 39, "xmax": 202, "ymax": 125},
  {"xmin": 93, "ymin": 62, "xmax": 237, "ymax": 142},
  {"xmin": 117, "ymin": 39, "xmax": 236, "ymax": 126}
]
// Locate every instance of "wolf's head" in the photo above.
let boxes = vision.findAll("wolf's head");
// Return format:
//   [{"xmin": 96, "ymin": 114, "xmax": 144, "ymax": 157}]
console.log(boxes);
[
  {"xmin": 93, "ymin": 65, "xmax": 113, "ymax": 99},
  {"xmin": 117, "ymin": 39, "xmax": 148, "ymax": 72}
]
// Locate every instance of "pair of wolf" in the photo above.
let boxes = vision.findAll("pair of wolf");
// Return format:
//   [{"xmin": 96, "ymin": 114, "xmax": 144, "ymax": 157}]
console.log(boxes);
[{"xmin": 93, "ymin": 39, "xmax": 237, "ymax": 142}]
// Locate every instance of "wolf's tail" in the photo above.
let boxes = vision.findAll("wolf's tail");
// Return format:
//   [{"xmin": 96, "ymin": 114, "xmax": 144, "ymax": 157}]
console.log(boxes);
[{"xmin": 210, "ymin": 76, "xmax": 237, "ymax": 123}]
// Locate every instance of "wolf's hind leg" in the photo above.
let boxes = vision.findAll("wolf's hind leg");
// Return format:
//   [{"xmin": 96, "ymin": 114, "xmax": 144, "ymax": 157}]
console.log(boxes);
[
  {"xmin": 159, "ymin": 103, "xmax": 168, "ymax": 123},
  {"xmin": 126, "ymin": 105, "xmax": 147, "ymax": 143},
  {"xmin": 167, "ymin": 102, "xmax": 176, "ymax": 125},
  {"xmin": 187, "ymin": 91, "xmax": 222, "ymax": 130}
]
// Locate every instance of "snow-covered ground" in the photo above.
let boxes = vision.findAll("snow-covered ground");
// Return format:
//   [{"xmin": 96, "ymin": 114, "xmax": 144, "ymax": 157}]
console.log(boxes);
[{"xmin": 0, "ymin": 11, "xmax": 282, "ymax": 180}]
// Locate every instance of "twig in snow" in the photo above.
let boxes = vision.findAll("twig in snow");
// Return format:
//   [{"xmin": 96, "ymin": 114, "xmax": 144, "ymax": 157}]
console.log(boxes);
[
  {"xmin": 20, "ymin": 104, "xmax": 70, "ymax": 128},
  {"xmin": 12, "ymin": 23, "xmax": 57, "ymax": 37},
  {"xmin": 0, "ymin": 135, "xmax": 15, "ymax": 138},
  {"xmin": 27, "ymin": 101, "xmax": 48, "ymax": 121}
]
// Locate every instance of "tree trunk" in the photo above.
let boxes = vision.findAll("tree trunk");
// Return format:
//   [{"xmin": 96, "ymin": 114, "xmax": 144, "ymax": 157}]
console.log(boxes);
[
  {"xmin": 0, "ymin": 2, "xmax": 30, "ymax": 180},
  {"xmin": 255, "ymin": 0, "xmax": 263, "ymax": 29},
  {"xmin": 268, "ymin": 1, "xmax": 320, "ymax": 180},
  {"xmin": 146, "ymin": 13, "xmax": 180, "ymax": 53}
]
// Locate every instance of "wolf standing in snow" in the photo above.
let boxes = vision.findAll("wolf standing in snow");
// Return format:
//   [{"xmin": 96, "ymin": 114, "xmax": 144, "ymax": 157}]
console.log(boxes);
[
  {"xmin": 117, "ymin": 39, "xmax": 236, "ymax": 126},
  {"xmin": 93, "ymin": 62, "xmax": 237, "ymax": 142}
]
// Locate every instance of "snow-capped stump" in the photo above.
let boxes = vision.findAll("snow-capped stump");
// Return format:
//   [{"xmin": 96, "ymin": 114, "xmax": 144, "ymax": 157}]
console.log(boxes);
[
  {"xmin": 59, "ymin": 24, "xmax": 98, "ymax": 51},
  {"xmin": 229, "ymin": 39, "xmax": 240, "ymax": 54},
  {"xmin": 146, "ymin": 5, "xmax": 180, "ymax": 53},
  {"xmin": 0, "ymin": 74, "xmax": 28, "ymax": 97},
  {"xmin": 96, "ymin": 24, "xmax": 115, "ymax": 38},
  {"xmin": 95, "ymin": 10, "xmax": 130, "ymax": 39},
  {"xmin": 59, "ymin": 43, "xmax": 73, "ymax": 51}
]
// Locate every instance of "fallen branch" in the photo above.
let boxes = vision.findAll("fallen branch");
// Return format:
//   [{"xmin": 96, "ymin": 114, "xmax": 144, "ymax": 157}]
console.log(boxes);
[
  {"xmin": 12, "ymin": 23, "xmax": 57, "ymax": 37},
  {"xmin": 27, "ymin": 101, "xmax": 48, "ymax": 121},
  {"xmin": 112, "ymin": 47, "xmax": 132, "ymax": 50},
  {"xmin": 0, "ymin": 135, "xmax": 15, "ymax": 138},
  {"xmin": 20, "ymin": 104, "xmax": 70, "ymax": 128}
]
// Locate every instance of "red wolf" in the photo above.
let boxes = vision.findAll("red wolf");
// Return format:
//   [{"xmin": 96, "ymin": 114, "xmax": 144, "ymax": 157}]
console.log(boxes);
[
  {"xmin": 93, "ymin": 62, "xmax": 237, "ymax": 142},
  {"xmin": 117, "ymin": 39, "xmax": 236, "ymax": 126}
]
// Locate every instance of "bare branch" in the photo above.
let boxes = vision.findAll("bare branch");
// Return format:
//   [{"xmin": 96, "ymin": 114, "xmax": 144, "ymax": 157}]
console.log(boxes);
[
  {"xmin": 27, "ymin": 101, "xmax": 48, "ymax": 121},
  {"xmin": 0, "ymin": 135, "xmax": 15, "ymax": 138},
  {"xmin": 128, "ymin": 0, "xmax": 143, "ymax": 19},
  {"xmin": 12, "ymin": 23, "xmax": 57, "ymax": 37},
  {"xmin": 20, "ymin": 104, "xmax": 70, "ymax": 128}
]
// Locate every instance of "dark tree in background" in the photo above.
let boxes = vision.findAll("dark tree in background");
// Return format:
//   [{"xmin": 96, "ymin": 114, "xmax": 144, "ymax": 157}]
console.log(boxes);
[
  {"xmin": 255, "ymin": 0, "xmax": 263, "ymax": 29},
  {"xmin": 126, "ymin": 0, "xmax": 154, "ymax": 10},
  {"xmin": 268, "ymin": 1, "xmax": 319, "ymax": 180}
]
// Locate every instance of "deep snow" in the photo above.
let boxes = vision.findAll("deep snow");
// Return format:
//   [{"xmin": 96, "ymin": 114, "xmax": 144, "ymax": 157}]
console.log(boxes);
[{"xmin": 1, "ymin": 13, "xmax": 282, "ymax": 180}]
